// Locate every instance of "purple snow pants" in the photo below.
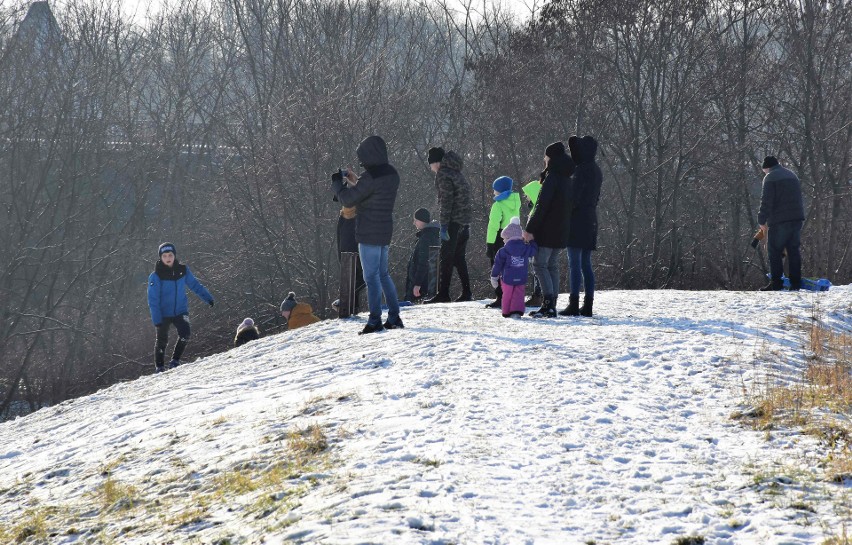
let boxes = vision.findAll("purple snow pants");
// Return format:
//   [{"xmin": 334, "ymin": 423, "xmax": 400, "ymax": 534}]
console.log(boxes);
[{"xmin": 501, "ymin": 281, "xmax": 526, "ymax": 316}]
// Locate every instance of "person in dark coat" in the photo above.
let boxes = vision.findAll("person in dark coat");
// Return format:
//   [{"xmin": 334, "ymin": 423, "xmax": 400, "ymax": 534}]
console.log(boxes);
[
  {"xmin": 523, "ymin": 141, "xmax": 575, "ymax": 317},
  {"xmin": 424, "ymin": 147, "xmax": 474, "ymax": 303},
  {"xmin": 147, "ymin": 242, "xmax": 214, "ymax": 373},
  {"xmin": 757, "ymin": 156, "xmax": 805, "ymax": 291},
  {"xmin": 334, "ymin": 205, "xmax": 365, "ymax": 313},
  {"xmin": 234, "ymin": 318, "xmax": 260, "ymax": 347},
  {"xmin": 404, "ymin": 208, "xmax": 441, "ymax": 301},
  {"xmin": 330, "ymin": 135, "xmax": 403, "ymax": 334},
  {"xmin": 561, "ymin": 135, "xmax": 603, "ymax": 317}
]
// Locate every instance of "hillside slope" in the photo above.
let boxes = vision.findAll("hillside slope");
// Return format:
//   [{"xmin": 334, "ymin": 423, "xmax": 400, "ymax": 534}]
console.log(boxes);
[{"xmin": 1, "ymin": 289, "xmax": 850, "ymax": 544}]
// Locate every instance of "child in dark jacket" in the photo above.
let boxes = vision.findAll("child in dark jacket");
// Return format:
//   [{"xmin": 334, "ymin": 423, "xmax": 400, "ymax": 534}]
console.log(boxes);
[
  {"xmin": 234, "ymin": 318, "xmax": 260, "ymax": 347},
  {"xmin": 147, "ymin": 242, "xmax": 214, "ymax": 372},
  {"xmin": 404, "ymin": 208, "xmax": 440, "ymax": 301},
  {"xmin": 490, "ymin": 218, "xmax": 538, "ymax": 318}
]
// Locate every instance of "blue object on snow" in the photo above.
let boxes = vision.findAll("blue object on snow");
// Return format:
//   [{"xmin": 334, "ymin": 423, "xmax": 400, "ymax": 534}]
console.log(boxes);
[{"xmin": 765, "ymin": 273, "xmax": 831, "ymax": 291}]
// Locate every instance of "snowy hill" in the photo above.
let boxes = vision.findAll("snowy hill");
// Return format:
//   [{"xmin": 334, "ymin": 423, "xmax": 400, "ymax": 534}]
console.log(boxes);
[{"xmin": 1, "ymin": 288, "xmax": 851, "ymax": 544}]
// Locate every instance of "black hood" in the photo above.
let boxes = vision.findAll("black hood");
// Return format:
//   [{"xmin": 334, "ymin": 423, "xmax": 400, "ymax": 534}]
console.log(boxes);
[
  {"xmin": 356, "ymin": 135, "xmax": 389, "ymax": 167},
  {"xmin": 568, "ymin": 135, "xmax": 598, "ymax": 165},
  {"xmin": 547, "ymin": 148, "xmax": 575, "ymax": 177}
]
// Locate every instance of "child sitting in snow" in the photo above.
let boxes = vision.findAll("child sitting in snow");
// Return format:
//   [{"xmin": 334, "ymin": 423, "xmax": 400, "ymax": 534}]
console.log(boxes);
[
  {"xmin": 490, "ymin": 217, "xmax": 538, "ymax": 318},
  {"xmin": 234, "ymin": 318, "xmax": 260, "ymax": 347},
  {"xmin": 280, "ymin": 292, "xmax": 320, "ymax": 330}
]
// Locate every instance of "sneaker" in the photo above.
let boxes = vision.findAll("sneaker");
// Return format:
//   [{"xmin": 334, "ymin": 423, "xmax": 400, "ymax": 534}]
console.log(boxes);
[
  {"xmin": 384, "ymin": 318, "xmax": 405, "ymax": 330},
  {"xmin": 423, "ymin": 294, "xmax": 451, "ymax": 304},
  {"xmin": 358, "ymin": 323, "xmax": 384, "ymax": 335},
  {"xmin": 155, "ymin": 365, "xmax": 165, "ymax": 374},
  {"xmin": 168, "ymin": 359, "xmax": 181, "ymax": 369}
]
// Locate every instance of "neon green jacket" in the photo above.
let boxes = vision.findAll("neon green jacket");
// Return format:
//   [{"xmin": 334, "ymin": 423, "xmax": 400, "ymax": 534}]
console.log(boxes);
[
  {"xmin": 522, "ymin": 180, "xmax": 542, "ymax": 217},
  {"xmin": 486, "ymin": 192, "xmax": 521, "ymax": 243}
]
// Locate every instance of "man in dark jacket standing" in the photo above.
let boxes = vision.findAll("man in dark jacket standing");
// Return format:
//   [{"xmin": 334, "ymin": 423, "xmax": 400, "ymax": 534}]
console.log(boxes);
[
  {"xmin": 331, "ymin": 135, "xmax": 403, "ymax": 334},
  {"xmin": 424, "ymin": 147, "xmax": 473, "ymax": 303},
  {"xmin": 404, "ymin": 208, "xmax": 440, "ymax": 301},
  {"xmin": 757, "ymin": 156, "xmax": 805, "ymax": 291}
]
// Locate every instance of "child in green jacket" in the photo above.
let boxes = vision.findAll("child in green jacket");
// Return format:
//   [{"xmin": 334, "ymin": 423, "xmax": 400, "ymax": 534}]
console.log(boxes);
[{"xmin": 485, "ymin": 176, "xmax": 521, "ymax": 308}]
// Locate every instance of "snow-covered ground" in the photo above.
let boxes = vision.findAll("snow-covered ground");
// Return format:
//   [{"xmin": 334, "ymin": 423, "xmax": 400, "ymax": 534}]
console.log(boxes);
[{"xmin": 1, "ymin": 288, "xmax": 851, "ymax": 544}]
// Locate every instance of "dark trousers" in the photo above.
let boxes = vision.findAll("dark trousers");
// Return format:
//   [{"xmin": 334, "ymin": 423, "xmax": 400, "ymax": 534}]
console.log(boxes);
[
  {"xmin": 568, "ymin": 247, "xmax": 595, "ymax": 298},
  {"xmin": 155, "ymin": 314, "xmax": 191, "ymax": 366},
  {"xmin": 438, "ymin": 222, "xmax": 471, "ymax": 297},
  {"xmin": 768, "ymin": 220, "xmax": 803, "ymax": 284}
]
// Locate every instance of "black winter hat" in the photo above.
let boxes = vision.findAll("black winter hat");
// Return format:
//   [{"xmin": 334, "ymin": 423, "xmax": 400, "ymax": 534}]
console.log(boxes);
[
  {"xmin": 414, "ymin": 208, "xmax": 431, "ymax": 223},
  {"xmin": 545, "ymin": 141, "xmax": 566, "ymax": 159},
  {"xmin": 280, "ymin": 292, "xmax": 297, "ymax": 313},
  {"xmin": 762, "ymin": 156, "xmax": 779, "ymax": 169},
  {"xmin": 427, "ymin": 147, "xmax": 445, "ymax": 164},
  {"xmin": 158, "ymin": 242, "xmax": 176, "ymax": 256}
]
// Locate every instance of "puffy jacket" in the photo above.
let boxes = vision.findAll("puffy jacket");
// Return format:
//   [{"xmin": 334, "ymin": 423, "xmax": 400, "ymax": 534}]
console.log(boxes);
[
  {"xmin": 147, "ymin": 260, "xmax": 213, "ymax": 325},
  {"xmin": 491, "ymin": 239, "xmax": 538, "ymax": 286},
  {"xmin": 567, "ymin": 135, "xmax": 603, "ymax": 250},
  {"xmin": 487, "ymin": 192, "xmax": 521, "ymax": 244},
  {"xmin": 525, "ymin": 152, "xmax": 575, "ymax": 248},
  {"xmin": 405, "ymin": 222, "xmax": 440, "ymax": 299},
  {"xmin": 435, "ymin": 151, "xmax": 472, "ymax": 225},
  {"xmin": 757, "ymin": 165, "xmax": 805, "ymax": 226},
  {"xmin": 332, "ymin": 136, "xmax": 400, "ymax": 246},
  {"xmin": 288, "ymin": 303, "xmax": 320, "ymax": 330}
]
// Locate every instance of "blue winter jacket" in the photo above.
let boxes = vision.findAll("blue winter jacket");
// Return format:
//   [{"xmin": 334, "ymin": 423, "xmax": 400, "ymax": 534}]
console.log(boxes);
[{"xmin": 147, "ymin": 260, "xmax": 213, "ymax": 325}]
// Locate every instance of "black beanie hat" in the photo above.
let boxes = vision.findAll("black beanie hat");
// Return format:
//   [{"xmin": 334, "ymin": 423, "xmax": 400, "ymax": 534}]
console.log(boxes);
[
  {"xmin": 280, "ymin": 292, "xmax": 297, "ymax": 313},
  {"xmin": 158, "ymin": 242, "xmax": 176, "ymax": 256},
  {"xmin": 427, "ymin": 147, "xmax": 445, "ymax": 164},
  {"xmin": 545, "ymin": 141, "xmax": 566, "ymax": 159},
  {"xmin": 762, "ymin": 156, "xmax": 779, "ymax": 169},
  {"xmin": 414, "ymin": 208, "xmax": 431, "ymax": 223}
]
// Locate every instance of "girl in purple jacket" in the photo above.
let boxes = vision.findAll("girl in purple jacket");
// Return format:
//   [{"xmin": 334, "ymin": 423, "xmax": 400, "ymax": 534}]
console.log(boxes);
[{"xmin": 490, "ymin": 218, "xmax": 538, "ymax": 318}]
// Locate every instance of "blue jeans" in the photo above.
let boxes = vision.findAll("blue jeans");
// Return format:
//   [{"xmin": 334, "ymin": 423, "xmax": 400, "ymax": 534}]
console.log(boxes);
[
  {"xmin": 359, "ymin": 244, "xmax": 401, "ymax": 326},
  {"xmin": 768, "ymin": 220, "xmax": 803, "ymax": 284},
  {"xmin": 533, "ymin": 246, "xmax": 563, "ymax": 299},
  {"xmin": 568, "ymin": 247, "xmax": 595, "ymax": 298}
]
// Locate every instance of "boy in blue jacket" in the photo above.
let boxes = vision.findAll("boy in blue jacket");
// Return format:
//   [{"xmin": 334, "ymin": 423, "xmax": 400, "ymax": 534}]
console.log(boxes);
[{"xmin": 147, "ymin": 242, "xmax": 214, "ymax": 373}]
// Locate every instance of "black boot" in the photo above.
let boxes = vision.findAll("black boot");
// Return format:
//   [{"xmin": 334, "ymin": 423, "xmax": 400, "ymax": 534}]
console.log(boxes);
[
  {"xmin": 455, "ymin": 291, "xmax": 473, "ymax": 302},
  {"xmin": 358, "ymin": 322, "xmax": 385, "ymax": 335},
  {"xmin": 559, "ymin": 295, "xmax": 580, "ymax": 316},
  {"xmin": 424, "ymin": 293, "xmax": 451, "ymax": 304},
  {"xmin": 525, "ymin": 293, "xmax": 542, "ymax": 307},
  {"xmin": 530, "ymin": 296, "xmax": 556, "ymax": 318},
  {"xmin": 760, "ymin": 279, "xmax": 783, "ymax": 291},
  {"xmin": 485, "ymin": 297, "xmax": 502, "ymax": 309},
  {"xmin": 580, "ymin": 296, "xmax": 594, "ymax": 317}
]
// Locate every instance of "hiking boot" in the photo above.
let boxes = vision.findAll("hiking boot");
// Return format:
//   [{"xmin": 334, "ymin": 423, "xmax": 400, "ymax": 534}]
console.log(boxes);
[
  {"xmin": 558, "ymin": 295, "xmax": 580, "ymax": 316},
  {"xmin": 358, "ymin": 322, "xmax": 384, "ymax": 335},
  {"xmin": 530, "ymin": 297, "xmax": 556, "ymax": 318}
]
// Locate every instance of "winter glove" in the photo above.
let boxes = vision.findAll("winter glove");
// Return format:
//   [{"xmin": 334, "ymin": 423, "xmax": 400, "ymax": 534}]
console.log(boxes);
[
  {"xmin": 330, "ymin": 172, "xmax": 345, "ymax": 197},
  {"xmin": 209, "ymin": 300, "xmax": 215, "ymax": 307},
  {"xmin": 486, "ymin": 242, "xmax": 498, "ymax": 260},
  {"xmin": 490, "ymin": 276, "xmax": 500, "ymax": 289},
  {"xmin": 440, "ymin": 224, "xmax": 450, "ymax": 242}
]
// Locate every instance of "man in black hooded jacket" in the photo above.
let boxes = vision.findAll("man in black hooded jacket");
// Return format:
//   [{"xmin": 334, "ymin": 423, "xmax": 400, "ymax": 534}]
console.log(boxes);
[{"xmin": 331, "ymin": 135, "xmax": 403, "ymax": 334}]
